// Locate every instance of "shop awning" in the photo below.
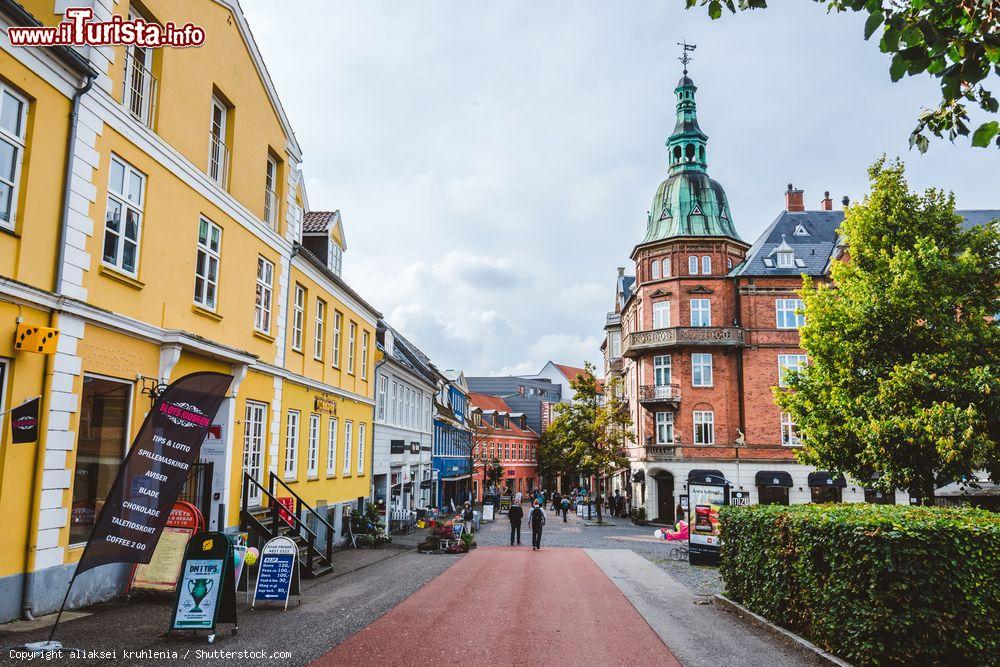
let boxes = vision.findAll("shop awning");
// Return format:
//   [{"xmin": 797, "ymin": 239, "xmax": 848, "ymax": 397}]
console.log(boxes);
[
  {"xmin": 755, "ymin": 471, "xmax": 793, "ymax": 488},
  {"xmin": 441, "ymin": 473, "xmax": 470, "ymax": 482},
  {"xmin": 688, "ymin": 469, "xmax": 727, "ymax": 485},
  {"xmin": 808, "ymin": 471, "xmax": 846, "ymax": 488}
]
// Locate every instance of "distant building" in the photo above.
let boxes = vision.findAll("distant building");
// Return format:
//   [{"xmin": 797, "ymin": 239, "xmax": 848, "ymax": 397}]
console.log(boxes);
[
  {"xmin": 469, "ymin": 393, "xmax": 540, "ymax": 499},
  {"xmin": 433, "ymin": 370, "xmax": 473, "ymax": 508},
  {"xmin": 465, "ymin": 375, "xmax": 562, "ymax": 434}
]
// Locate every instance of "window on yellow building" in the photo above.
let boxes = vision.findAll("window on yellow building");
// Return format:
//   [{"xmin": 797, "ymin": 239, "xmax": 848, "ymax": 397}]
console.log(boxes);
[
  {"xmin": 194, "ymin": 218, "xmax": 221, "ymax": 310},
  {"xmin": 208, "ymin": 95, "xmax": 230, "ymax": 187},
  {"xmin": 264, "ymin": 155, "xmax": 279, "ymax": 229},
  {"xmin": 284, "ymin": 410, "xmax": 299, "ymax": 480},
  {"xmin": 361, "ymin": 331, "xmax": 370, "ymax": 379},
  {"xmin": 307, "ymin": 413, "xmax": 320, "ymax": 478},
  {"xmin": 332, "ymin": 311, "xmax": 342, "ymax": 367},
  {"xmin": 254, "ymin": 257, "xmax": 274, "ymax": 333},
  {"xmin": 291, "ymin": 284, "xmax": 305, "ymax": 352},
  {"xmin": 357, "ymin": 423, "xmax": 366, "ymax": 475},
  {"xmin": 314, "ymin": 298, "xmax": 326, "ymax": 360},
  {"xmin": 343, "ymin": 420, "xmax": 353, "ymax": 476},
  {"xmin": 326, "ymin": 417, "xmax": 338, "ymax": 476},
  {"xmin": 347, "ymin": 322, "xmax": 357, "ymax": 374},
  {"xmin": 103, "ymin": 155, "xmax": 146, "ymax": 277},
  {"xmin": 122, "ymin": 9, "xmax": 156, "ymax": 128},
  {"xmin": 0, "ymin": 84, "xmax": 28, "ymax": 228}
]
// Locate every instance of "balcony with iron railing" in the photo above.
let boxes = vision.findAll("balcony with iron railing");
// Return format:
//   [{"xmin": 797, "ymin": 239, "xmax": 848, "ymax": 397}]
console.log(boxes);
[
  {"xmin": 637, "ymin": 383, "xmax": 681, "ymax": 407},
  {"xmin": 622, "ymin": 326, "xmax": 745, "ymax": 357},
  {"xmin": 644, "ymin": 444, "xmax": 682, "ymax": 460},
  {"xmin": 120, "ymin": 49, "xmax": 158, "ymax": 129},
  {"xmin": 208, "ymin": 132, "xmax": 231, "ymax": 190},
  {"xmin": 264, "ymin": 187, "xmax": 279, "ymax": 230}
]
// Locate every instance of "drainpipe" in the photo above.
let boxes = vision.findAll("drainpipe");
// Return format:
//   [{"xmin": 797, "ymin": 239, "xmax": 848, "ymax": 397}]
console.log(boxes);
[
  {"xmin": 732, "ymin": 276, "xmax": 746, "ymax": 438},
  {"xmin": 21, "ymin": 72, "xmax": 95, "ymax": 622}
]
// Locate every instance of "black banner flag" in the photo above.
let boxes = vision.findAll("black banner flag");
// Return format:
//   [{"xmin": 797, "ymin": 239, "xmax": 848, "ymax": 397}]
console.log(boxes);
[
  {"xmin": 75, "ymin": 372, "xmax": 232, "ymax": 575},
  {"xmin": 11, "ymin": 397, "xmax": 40, "ymax": 444}
]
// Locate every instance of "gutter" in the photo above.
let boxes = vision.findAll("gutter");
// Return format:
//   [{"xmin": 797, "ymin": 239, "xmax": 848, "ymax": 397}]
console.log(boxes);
[{"xmin": 22, "ymin": 69, "xmax": 96, "ymax": 621}]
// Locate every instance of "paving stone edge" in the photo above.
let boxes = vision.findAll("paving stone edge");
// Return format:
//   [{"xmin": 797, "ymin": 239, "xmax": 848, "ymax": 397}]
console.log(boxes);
[{"xmin": 714, "ymin": 594, "xmax": 853, "ymax": 667}]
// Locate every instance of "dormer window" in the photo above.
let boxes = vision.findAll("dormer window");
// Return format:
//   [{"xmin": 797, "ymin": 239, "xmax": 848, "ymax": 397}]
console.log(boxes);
[
  {"xmin": 793, "ymin": 224, "xmax": 809, "ymax": 236},
  {"xmin": 777, "ymin": 251, "xmax": 794, "ymax": 268},
  {"xmin": 327, "ymin": 240, "xmax": 343, "ymax": 276}
]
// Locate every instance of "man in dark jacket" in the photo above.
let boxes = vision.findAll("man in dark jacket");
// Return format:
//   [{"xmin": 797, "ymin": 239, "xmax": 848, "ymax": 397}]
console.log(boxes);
[
  {"xmin": 527, "ymin": 500, "xmax": 546, "ymax": 550},
  {"xmin": 560, "ymin": 497, "xmax": 570, "ymax": 522},
  {"xmin": 508, "ymin": 502, "xmax": 524, "ymax": 546}
]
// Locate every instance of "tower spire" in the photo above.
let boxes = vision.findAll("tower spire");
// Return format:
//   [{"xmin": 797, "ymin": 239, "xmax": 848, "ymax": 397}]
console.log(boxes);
[{"xmin": 677, "ymin": 40, "xmax": 696, "ymax": 75}]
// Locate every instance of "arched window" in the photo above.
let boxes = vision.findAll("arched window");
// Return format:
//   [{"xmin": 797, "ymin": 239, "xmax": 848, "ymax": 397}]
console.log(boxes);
[
  {"xmin": 702, "ymin": 255, "xmax": 712, "ymax": 274},
  {"xmin": 673, "ymin": 146, "xmax": 681, "ymax": 161},
  {"xmin": 650, "ymin": 258, "xmax": 660, "ymax": 280},
  {"xmin": 699, "ymin": 146, "xmax": 705, "ymax": 161},
  {"xmin": 662, "ymin": 257, "xmax": 671, "ymax": 277},
  {"xmin": 688, "ymin": 256, "xmax": 698, "ymax": 275},
  {"xmin": 685, "ymin": 144, "xmax": 695, "ymax": 159}
]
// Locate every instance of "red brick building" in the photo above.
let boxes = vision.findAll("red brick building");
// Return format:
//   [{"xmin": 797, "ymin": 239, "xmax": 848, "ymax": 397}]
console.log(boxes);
[
  {"xmin": 602, "ymin": 70, "xmax": 994, "ymax": 522},
  {"xmin": 468, "ymin": 393, "xmax": 540, "ymax": 500}
]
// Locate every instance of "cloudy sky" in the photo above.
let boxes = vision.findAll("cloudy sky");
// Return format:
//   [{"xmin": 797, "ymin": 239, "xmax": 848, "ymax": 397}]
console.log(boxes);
[{"xmin": 241, "ymin": 0, "xmax": 996, "ymax": 377}]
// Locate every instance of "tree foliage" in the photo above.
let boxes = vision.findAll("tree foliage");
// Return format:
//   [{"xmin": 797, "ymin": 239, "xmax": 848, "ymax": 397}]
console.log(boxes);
[
  {"xmin": 774, "ymin": 158, "xmax": 1000, "ymax": 499},
  {"xmin": 686, "ymin": 0, "xmax": 1000, "ymax": 151}
]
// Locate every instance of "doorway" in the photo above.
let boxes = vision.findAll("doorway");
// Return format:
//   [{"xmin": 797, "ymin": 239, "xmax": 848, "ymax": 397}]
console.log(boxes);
[{"xmin": 653, "ymin": 471, "xmax": 674, "ymax": 524}]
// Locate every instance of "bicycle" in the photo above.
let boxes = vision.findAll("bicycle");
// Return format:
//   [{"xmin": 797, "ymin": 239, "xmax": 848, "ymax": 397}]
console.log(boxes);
[{"xmin": 668, "ymin": 544, "xmax": 689, "ymax": 561}]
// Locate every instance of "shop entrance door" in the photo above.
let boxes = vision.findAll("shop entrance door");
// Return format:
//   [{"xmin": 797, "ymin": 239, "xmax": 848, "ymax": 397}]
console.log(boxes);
[{"xmin": 653, "ymin": 471, "xmax": 674, "ymax": 524}]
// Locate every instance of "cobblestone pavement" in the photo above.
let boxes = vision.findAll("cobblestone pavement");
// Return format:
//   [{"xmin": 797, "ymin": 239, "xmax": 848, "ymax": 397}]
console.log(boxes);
[{"xmin": 475, "ymin": 505, "xmax": 724, "ymax": 596}]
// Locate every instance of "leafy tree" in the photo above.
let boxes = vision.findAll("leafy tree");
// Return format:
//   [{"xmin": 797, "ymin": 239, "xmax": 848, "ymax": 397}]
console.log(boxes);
[
  {"xmin": 774, "ymin": 158, "xmax": 1000, "ymax": 501},
  {"xmin": 537, "ymin": 424, "xmax": 575, "ymax": 491},
  {"xmin": 545, "ymin": 363, "xmax": 632, "ymax": 522},
  {"xmin": 484, "ymin": 456, "xmax": 505, "ymax": 492},
  {"xmin": 686, "ymin": 0, "xmax": 1000, "ymax": 151}
]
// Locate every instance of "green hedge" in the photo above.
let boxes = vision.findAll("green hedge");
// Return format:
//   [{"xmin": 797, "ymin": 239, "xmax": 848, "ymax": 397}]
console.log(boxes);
[{"xmin": 719, "ymin": 504, "xmax": 1000, "ymax": 665}]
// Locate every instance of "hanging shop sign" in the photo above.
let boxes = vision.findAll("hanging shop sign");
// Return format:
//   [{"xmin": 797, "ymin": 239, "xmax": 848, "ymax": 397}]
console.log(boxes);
[
  {"xmin": 313, "ymin": 395, "xmax": 337, "ymax": 415},
  {"xmin": 688, "ymin": 483, "xmax": 728, "ymax": 566},
  {"xmin": 678, "ymin": 494, "xmax": 689, "ymax": 513},
  {"xmin": 74, "ymin": 372, "xmax": 232, "ymax": 576},
  {"xmin": 252, "ymin": 536, "xmax": 300, "ymax": 610},
  {"xmin": 409, "ymin": 441, "xmax": 420, "ymax": 454},
  {"xmin": 129, "ymin": 501, "xmax": 204, "ymax": 593},
  {"xmin": 390, "ymin": 440, "xmax": 405, "ymax": 455},
  {"xmin": 10, "ymin": 397, "xmax": 40, "ymax": 444},
  {"xmin": 170, "ymin": 531, "xmax": 238, "ymax": 639},
  {"xmin": 13, "ymin": 323, "xmax": 59, "ymax": 354},
  {"xmin": 731, "ymin": 491, "xmax": 750, "ymax": 507}
]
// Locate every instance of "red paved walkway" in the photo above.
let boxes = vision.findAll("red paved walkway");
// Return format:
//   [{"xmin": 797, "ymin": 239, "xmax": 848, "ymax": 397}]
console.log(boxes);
[{"xmin": 313, "ymin": 546, "xmax": 681, "ymax": 666}]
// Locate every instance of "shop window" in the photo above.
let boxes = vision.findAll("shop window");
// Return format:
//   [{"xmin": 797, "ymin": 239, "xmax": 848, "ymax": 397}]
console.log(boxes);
[
  {"xmin": 864, "ymin": 488, "xmax": 893, "ymax": 505},
  {"xmin": 71, "ymin": 376, "xmax": 132, "ymax": 545},
  {"xmin": 757, "ymin": 486, "xmax": 789, "ymax": 505},
  {"xmin": 810, "ymin": 485, "xmax": 842, "ymax": 503}
]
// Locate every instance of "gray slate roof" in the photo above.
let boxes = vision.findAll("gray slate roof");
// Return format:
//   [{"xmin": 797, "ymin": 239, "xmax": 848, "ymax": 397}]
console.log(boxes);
[
  {"xmin": 379, "ymin": 320, "xmax": 438, "ymax": 386},
  {"xmin": 731, "ymin": 209, "xmax": 1000, "ymax": 278}
]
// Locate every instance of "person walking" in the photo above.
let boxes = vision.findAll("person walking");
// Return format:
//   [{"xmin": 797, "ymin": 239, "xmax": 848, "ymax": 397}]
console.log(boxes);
[
  {"xmin": 560, "ymin": 496, "xmax": 570, "ymax": 522},
  {"xmin": 508, "ymin": 501, "xmax": 524, "ymax": 546},
  {"xmin": 462, "ymin": 501, "xmax": 475, "ymax": 535},
  {"xmin": 551, "ymin": 491, "xmax": 560, "ymax": 512},
  {"xmin": 527, "ymin": 500, "xmax": 546, "ymax": 550}
]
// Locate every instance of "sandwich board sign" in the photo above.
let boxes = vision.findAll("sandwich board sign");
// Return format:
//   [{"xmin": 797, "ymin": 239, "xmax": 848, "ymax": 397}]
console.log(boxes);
[
  {"xmin": 170, "ymin": 531, "xmax": 238, "ymax": 642},
  {"xmin": 252, "ymin": 536, "xmax": 300, "ymax": 610},
  {"xmin": 499, "ymin": 495, "xmax": 512, "ymax": 513},
  {"xmin": 481, "ymin": 504, "xmax": 495, "ymax": 522},
  {"xmin": 129, "ymin": 501, "xmax": 203, "ymax": 594}
]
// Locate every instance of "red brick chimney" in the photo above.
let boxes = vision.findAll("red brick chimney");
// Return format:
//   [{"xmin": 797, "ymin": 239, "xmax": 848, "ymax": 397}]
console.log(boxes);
[
  {"xmin": 785, "ymin": 183, "xmax": 804, "ymax": 212},
  {"xmin": 820, "ymin": 191, "xmax": 833, "ymax": 211}
]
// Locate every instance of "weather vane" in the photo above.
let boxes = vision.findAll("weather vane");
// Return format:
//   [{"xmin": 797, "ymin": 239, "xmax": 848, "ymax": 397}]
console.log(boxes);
[{"xmin": 678, "ymin": 40, "xmax": 696, "ymax": 75}]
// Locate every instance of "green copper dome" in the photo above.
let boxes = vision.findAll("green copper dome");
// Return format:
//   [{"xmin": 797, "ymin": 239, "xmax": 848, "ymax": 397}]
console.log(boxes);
[{"xmin": 642, "ymin": 75, "xmax": 741, "ymax": 243}]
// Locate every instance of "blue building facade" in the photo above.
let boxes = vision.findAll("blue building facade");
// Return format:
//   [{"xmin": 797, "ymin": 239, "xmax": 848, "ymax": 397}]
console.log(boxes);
[{"xmin": 432, "ymin": 371, "xmax": 473, "ymax": 509}]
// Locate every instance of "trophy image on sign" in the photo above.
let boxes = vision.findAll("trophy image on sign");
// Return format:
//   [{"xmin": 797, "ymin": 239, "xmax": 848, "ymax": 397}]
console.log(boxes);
[{"xmin": 187, "ymin": 578, "xmax": 214, "ymax": 612}]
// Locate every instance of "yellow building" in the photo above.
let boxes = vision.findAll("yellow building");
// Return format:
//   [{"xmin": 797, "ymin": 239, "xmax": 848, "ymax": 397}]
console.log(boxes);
[{"xmin": 0, "ymin": 0, "xmax": 378, "ymax": 621}]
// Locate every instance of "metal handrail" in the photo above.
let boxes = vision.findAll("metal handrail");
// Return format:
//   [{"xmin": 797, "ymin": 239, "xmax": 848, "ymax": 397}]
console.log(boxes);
[
  {"xmin": 208, "ymin": 132, "xmax": 231, "ymax": 189},
  {"xmin": 264, "ymin": 188, "xmax": 279, "ymax": 230},
  {"xmin": 269, "ymin": 472, "xmax": 335, "ymax": 565},
  {"xmin": 121, "ymin": 48, "xmax": 158, "ymax": 129}
]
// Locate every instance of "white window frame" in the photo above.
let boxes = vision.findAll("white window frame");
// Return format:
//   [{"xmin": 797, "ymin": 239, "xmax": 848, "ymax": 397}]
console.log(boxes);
[
  {"xmin": 332, "ymin": 311, "xmax": 342, "ymax": 367},
  {"xmin": 291, "ymin": 284, "xmax": 305, "ymax": 352},
  {"xmin": 328, "ymin": 240, "xmax": 343, "ymax": 276},
  {"xmin": 264, "ymin": 155, "xmax": 278, "ymax": 229},
  {"xmin": 102, "ymin": 155, "xmax": 146, "ymax": 277},
  {"xmin": 284, "ymin": 409, "xmax": 300, "ymax": 480},
  {"xmin": 347, "ymin": 322, "xmax": 357, "ymax": 374},
  {"xmin": 208, "ymin": 96, "xmax": 228, "ymax": 186},
  {"xmin": 314, "ymin": 298, "xmax": 326, "ymax": 360},
  {"xmin": 357, "ymin": 422, "xmax": 366, "ymax": 475},
  {"xmin": 690, "ymin": 298, "xmax": 711, "ymax": 327},
  {"xmin": 778, "ymin": 354, "xmax": 808, "ymax": 388},
  {"xmin": 377, "ymin": 376, "xmax": 388, "ymax": 422},
  {"xmin": 652, "ymin": 301, "xmax": 670, "ymax": 329},
  {"xmin": 693, "ymin": 411, "xmax": 714, "ymax": 445},
  {"xmin": 777, "ymin": 251, "xmax": 794, "ymax": 268},
  {"xmin": 702, "ymin": 255, "xmax": 712, "ymax": 274},
  {"xmin": 650, "ymin": 259, "xmax": 660, "ymax": 280},
  {"xmin": 688, "ymin": 255, "xmax": 698, "ymax": 275},
  {"xmin": 361, "ymin": 331, "xmax": 370, "ymax": 379},
  {"xmin": 326, "ymin": 417, "xmax": 338, "ymax": 476},
  {"xmin": 121, "ymin": 24, "xmax": 155, "ymax": 127},
  {"xmin": 343, "ymin": 420, "xmax": 353, "ymax": 476},
  {"xmin": 193, "ymin": 218, "xmax": 221, "ymax": 310},
  {"xmin": 391, "ymin": 381, "xmax": 399, "ymax": 425},
  {"xmin": 781, "ymin": 412, "xmax": 801, "ymax": 446},
  {"xmin": 655, "ymin": 412, "xmax": 673, "ymax": 444},
  {"xmin": 662, "ymin": 257, "xmax": 671, "ymax": 277},
  {"xmin": 653, "ymin": 354, "xmax": 671, "ymax": 387},
  {"xmin": 243, "ymin": 400, "xmax": 267, "ymax": 505},
  {"xmin": 776, "ymin": 298, "xmax": 806, "ymax": 329},
  {"xmin": 0, "ymin": 85, "xmax": 28, "ymax": 229},
  {"xmin": 307, "ymin": 413, "xmax": 320, "ymax": 478},
  {"xmin": 610, "ymin": 332, "xmax": 621, "ymax": 358},
  {"xmin": 254, "ymin": 257, "xmax": 274, "ymax": 333},
  {"xmin": 692, "ymin": 353, "xmax": 713, "ymax": 387}
]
